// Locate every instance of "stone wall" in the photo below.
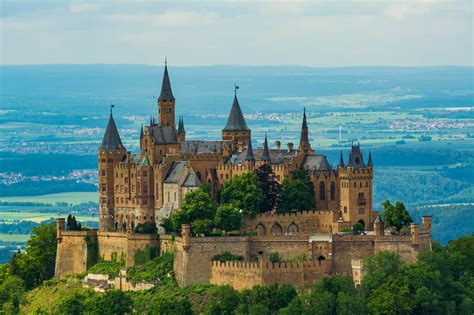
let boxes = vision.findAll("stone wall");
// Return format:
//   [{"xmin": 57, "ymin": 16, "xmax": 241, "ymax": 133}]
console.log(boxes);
[
  {"xmin": 55, "ymin": 230, "xmax": 97, "ymax": 278},
  {"xmin": 331, "ymin": 235, "xmax": 375, "ymax": 274},
  {"xmin": 210, "ymin": 260, "xmax": 332, "ymax": 290},
  {"xmin": 248, "ymin": 236, "xmax": 310, "ymax": 260}
]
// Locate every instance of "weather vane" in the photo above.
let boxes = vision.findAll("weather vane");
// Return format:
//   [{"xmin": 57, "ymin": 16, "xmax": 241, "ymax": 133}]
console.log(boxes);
[
  {"xmin": 110, "ymin": 104, "xmax": 115, "ymax": 113},
  {"xmin": 234, "ymin": 83, "xmax": 239, "ymax": 96}
]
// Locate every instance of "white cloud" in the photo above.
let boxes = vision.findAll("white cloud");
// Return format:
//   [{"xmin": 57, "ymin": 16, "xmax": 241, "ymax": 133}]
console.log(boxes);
[
  {"xmin": 103, "ymin": 10, "xmax": 218, "ymax": 28},
  {"xmin": 384, "ymin": 0, "xmax": 438, "ymax": 20},
  {"xmin": 69, "ymin": 3, "xmax": 103, "ymax": 13}
]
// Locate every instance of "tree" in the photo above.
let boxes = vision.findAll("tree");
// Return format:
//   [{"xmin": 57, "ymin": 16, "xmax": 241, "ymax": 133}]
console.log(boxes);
[
  {"xmin": 352, "ymin": 222, "xmax": 364, "ymax": 234},
  {"xmin": 86, "ymin": 290, "xmax": 132, "ymax": 315},
  {"xmin": 220, "ymin": 172, "xmax": 263, "ymax": 217},
  {"xmin": 214, "ymin": 204, "xmax": 242, "ymax": 232},
  {"xmin": 134, "ymin": 222, "xmax": 158, "ymax": 234},
  {"xmin": 362, "ymin": 251, "xmax": 401, "ymax": 295},
  {"xmin": 292, "ymin": 167, "xmax": 315, "ymax": 205},
  {"xmin": 191, "ymin": 219, "xmax": 214, "ymax": 236},
  {"xmin": 255, "ymin": 164, "xmax": 280, "ymax": 212},
  {"xmin": 277, "ymin": 179, "xmax": 314, "ymax": 213},
  {"xmin": 171, "ymin": 187, "xmax": 217, "ymax": 232},
  {"xmin": 269, "ymin": 252, "xmax": 283, "ymax": 263},
  {"xmin": 381, "ymin": 200, "xmax": 413, "ymax": 232}
]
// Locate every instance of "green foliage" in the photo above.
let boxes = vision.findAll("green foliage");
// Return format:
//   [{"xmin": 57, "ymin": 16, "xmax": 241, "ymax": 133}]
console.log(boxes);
[
  {"xmin": 382, "ymin": 200, "xmax": 413, "ymax": 232},
  {"xmin": 171, "ymin": 187, "xmax": 217, "ymax": 232},
  {"xmin": 191, "ymin": 219, "xmax": 214, "ymax": 236},
  {"xmin": 212, "ymin": 252, "xmax": 244, "ymax": 262},
  {"xmin": 126, "ymin": 252, "xmax": 175, "ymax": 285},
  {"xmin": 292, "ymin": 167, "xmax": 315, "ymax": 204},
  {"xmin": 84, "ymin": 235, "xmax": 98, "ymax": 269},
  {"xmin": 221, "ymin": 172, "xmax": 263, "ymax": 217},
  {"xmin": 87, "ymin": 259, "xmax": 124, "ymax": 278},
  {"xmin": 214, "ymin": 204, "xmax": 242, "ymax": 232},
  {"xmin": 277, "ymin": 179, "xmax": 314, "ymax": 213},
  {"xmin": 255, "ymin": 164, "xmax": 280, "ymax": 213},
  {"xmin": 87, "ymin": 290, "xmax": 133, "ymax": 315},
  {"xmin": 133, "ymin": 221, "xmax": 158, "ymax": 234},
  {"xmin": 134, "ymin": 245, "xmax": 158, "ymax": 266},
  {"xmin": 160, "ymin": 217, "xmax": 174, "ymax": 233},
  {"xmin": 269, "ymin": 252, "xmax": 283, "ymax": 263},
  {"xmin": 352, "ymin": 222, "xmax": 364, "ymax": 234}
]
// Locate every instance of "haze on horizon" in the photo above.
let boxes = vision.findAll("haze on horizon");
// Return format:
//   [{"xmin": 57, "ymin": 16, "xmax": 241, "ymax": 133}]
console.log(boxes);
[{"xmin": 1, "ymin": 0, "xmax": 472, "ymax": 67}]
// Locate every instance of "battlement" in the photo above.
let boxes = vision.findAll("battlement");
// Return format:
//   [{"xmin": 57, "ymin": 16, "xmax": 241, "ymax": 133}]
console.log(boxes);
[{"xmin": 253, "ymin": 209, "xmax": 335, "ymax": 218}]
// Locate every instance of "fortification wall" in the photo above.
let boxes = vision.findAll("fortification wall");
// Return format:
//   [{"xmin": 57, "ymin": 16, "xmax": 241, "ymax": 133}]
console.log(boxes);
[
  {"xmin": 210, "ymin": 261, "xmax": 263, "ymax": 291},
  {"xmin": 248, "ymin": 236, "xmax": 310, "ymax": 260},
  {"xmin": 55, "ymin": 230, "xmax": 97, "ymax": 278},
  {"xmin": 174, "ymin": 236, "xmax": 249, "ymax": 287},
  {"xmin": 374, "ymin": 235, "xmax": 415, "ymax": 262},
  {"xmin": 159, "ymin": 234, "xmax": 176, "ymax": 254},
  {"xmin": 332, "ymin": 235, "xmax": 375, "ymax": 274}
]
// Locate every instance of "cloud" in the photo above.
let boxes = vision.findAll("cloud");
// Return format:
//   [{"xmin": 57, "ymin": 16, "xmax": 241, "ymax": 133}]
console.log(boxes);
[
  {"xmin": 69, "ymin": 3, "xmax": 103, "ymax": 13},
  {"xmin": 384, "ymin": 0, "xmax": 438, "ymax": 20},
  {"xmin": 103, "ymin": 10, "xmax": 218, "ymax": 28}
]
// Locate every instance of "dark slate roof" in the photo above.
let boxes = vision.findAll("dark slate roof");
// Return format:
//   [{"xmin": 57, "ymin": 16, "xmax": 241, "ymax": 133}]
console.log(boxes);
[
  {"xmin": 158, "ymin": 64, "xmax": 175, "ymax": 101},
  {"xmin": 244, "ymin": 140, "xmax": 255, "ymax": 161},
  {"xmin": 150, "ymin": 125, "xmax": 177, "ymax": 144},
  {"xmin": 181, "ymin": 140, "xmax": 224, "ymax": 154},
  {"xmin": 177, "ymin": 116, "xmax": 185, "ymax": 135},
  {"xmin": 261, "ymin": 134, "xmax": 271, "ymax": 161},
  {"xmin": 182, "ymin": 172, "xmax": 201, "ymax": 187},
  {"xmin": 222, "ymin": 95, "xmax": 249, "ymax": 132},
  {"xmin": 347, "ymin": 145, "xmax": 367, "ymax": 169},
  {"xmin": 367, "ymin": 151, "xmax": 373, "ymax": 166},
  {"xmin": 226, "ymin": 148, "xmax": 298, "ymax": 165},
  {"xmin": 303, "ymin": 155, "xmax": 332, "ymax": 171},
  {"xmin": 100, "ymin": 113, "xmax": 125, "ymax": 150},
  {"xmin": 339, "ymin": 151, "xmax": 345, "ymax": 167},
  {"xmin": 163, "ymin": 161, "xmax": 187, "ymax": 183}
]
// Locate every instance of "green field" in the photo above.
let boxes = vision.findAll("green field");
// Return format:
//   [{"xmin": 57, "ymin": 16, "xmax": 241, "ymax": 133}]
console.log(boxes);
[
  {"xmin": 0, "ymin": 211, "xmax": 98, "ymax": 223},
  {"xmin": 0, "ymin": 234, "xmax": 31, "ymax": 243},
  {"xmin": 0, "ymin": 192, "xmax": 97, "ymax": 205}
]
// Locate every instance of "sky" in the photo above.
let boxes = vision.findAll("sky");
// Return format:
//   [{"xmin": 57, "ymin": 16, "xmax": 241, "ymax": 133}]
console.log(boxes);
[{"xmin": 1, "ymin": 0, "xmax": 472, "ymax": 67}]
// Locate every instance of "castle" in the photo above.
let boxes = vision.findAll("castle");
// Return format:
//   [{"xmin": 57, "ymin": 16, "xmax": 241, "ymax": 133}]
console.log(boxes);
[{"xmin": 55, "ymin": 64, "xmax": 432, "ymax": 290}]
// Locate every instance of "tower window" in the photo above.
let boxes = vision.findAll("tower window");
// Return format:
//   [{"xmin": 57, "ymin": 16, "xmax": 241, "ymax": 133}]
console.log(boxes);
[
  {"xmin": 319, "ymin": 182, "xmax": 326, "ymax": 201},
  {"xmin": 330, "ymin": 182, "xmax": 336, "ymax": 201},
  {"xmin": 353, "ymin": 182, "xmax": 356, "ymax": 188}
]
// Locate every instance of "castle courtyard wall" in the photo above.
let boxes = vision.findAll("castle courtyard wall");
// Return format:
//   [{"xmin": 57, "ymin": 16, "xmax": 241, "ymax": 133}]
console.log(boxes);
[{"xmin": 55, "ymin": 230, "xmax": 97, "ymax": 278}]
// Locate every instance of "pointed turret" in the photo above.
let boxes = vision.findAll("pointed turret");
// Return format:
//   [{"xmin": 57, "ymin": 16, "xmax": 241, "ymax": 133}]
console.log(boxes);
[
  {"xmin": 245, "ymin": 139, "xmax": 255, "ymax": 161},
  {"xmin": 299, "ymin": 107, "xmax": 311, "ymax": 152},
  {"xmin": 223, "ymin": 95, "xmax": 249, "ymax": 132},
  {"xmin": 140, "ymin": 125, "xmax": 144, "ymax": 138},
  {"xmin": 261, "ymin": 134, "xmax": 271, "ymax": 162},
  {"xmin": 100, "ymin": 110, "xmax": 125, "ymax": 151},
  {"xmin": 368, "ymin": 151, "xmax": 373, "ymax": 166},
  {"xmin": 158, "ymin": 61, "xmax": 175, "ymax": 101},
  {"xmin": 339, "ymin": 150, "xmax": 345, "ymax": 167},
  {"xmin": 177, "ymin": 116, "xmax": 185, "ymax": 135}
]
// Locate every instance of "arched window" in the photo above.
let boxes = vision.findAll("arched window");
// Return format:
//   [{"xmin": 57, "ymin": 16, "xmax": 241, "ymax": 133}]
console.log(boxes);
[
  {"xmin": 271, "ymin": 223, "xmax": 283, "ymax": 235},
  {"xmin": 256, "ymin": 224, "xmax": 266, "ymax": 236},
  {"xmin": 360, "ymin": 182, "xmax": 362, "ymax": 188},
  {"xmin": 319, "ymin": 182, "xmax": 326, "ymax": 201},
  {"xmin": 344, "ymin": 206, "xmax": 347, "ymax": 213},
  {"xmin": 330, "ymin": 182, "xmax": 336, "ymax": 201},
  {"xmin": 288, "ymin": 223, "xmax": 299, "ymax": 235},
  {"xmin": 354, "ymin": 182, "xmax": 357, "ymax": 188}
]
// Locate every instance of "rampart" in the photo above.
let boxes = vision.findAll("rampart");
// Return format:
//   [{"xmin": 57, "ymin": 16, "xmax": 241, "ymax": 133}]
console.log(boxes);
[
  {"xmin": 210, "ymin": 260, "xmax": 332, "ymax": 290},
  {"xmin": 55, "ymin": 230, "xmax": 97, "ymax": 278}
]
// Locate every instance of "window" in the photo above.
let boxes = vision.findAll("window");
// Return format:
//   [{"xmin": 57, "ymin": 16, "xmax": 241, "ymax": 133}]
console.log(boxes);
[
  {"xmin": 319, "ymin": 182, "xmax": 326, "ymax": 201},
  {"xmin": 174, "ymin": 192, "xmax": 177, "ymax": 201},
  {"xmin": 353, "ymin": 182, "xmax": 356, "ymax": 188},
  {"xmin": 101, "ymin": 170, "xmax": 106, "ymax": 176},
  {"xmin": 143, "ymin": 199, "xmax": 148, "ymax": 205},
  {"xmin": 167, "ymin": 192, "xmax": 170, "ymax": 203},
  {"xmin": 101, "ymin": 184, "xmax": 106, "ymax": 192},
  {"xmin": 330, "ymin": 182, "xmax": 336, "ymax": 201},
  {"xmin": 360, "ymin": 182, "xmax": 362, "ymax": 188},
  {"xmin": 143, "ymin": 171, "xmax": 147, "ymax": 177},
  {"xmin": 366, "ymin": 181, "xmax": 369, "ymax": 187},
  {"xmin": 344, "ymin": 206, "xmax": 347, "ymax": 213}
]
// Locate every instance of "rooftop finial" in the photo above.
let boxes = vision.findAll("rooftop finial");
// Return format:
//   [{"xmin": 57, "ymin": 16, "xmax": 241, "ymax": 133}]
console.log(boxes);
[
  {"xmin": 110, "ymin": 104, "xmax": 115, "ymax": 114},
  {"xmin": 165, "ymin": 56, "xmax": 167, "ymax": 67},
  {"xmin": 234, "ymin": 83, "xmax": 239, "ymax": 96}
]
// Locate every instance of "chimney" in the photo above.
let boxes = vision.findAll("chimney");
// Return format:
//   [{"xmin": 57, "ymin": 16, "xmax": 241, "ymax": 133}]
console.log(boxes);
[
  {"xmin": 275, "ymin": 141, "xmax": 281, "ymax": 149},
  {"xmin": 287, "ymin": 142, "xmax": 294, "ymax": 152}
]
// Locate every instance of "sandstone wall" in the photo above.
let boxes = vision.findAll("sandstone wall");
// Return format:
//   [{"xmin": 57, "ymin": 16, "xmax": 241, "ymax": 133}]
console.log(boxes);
[
  {"xmin": 210, "ymin": 261, "xmax": 263, "ymax": 291},
  {"xmin": 332, "ymin": 235, "xmax": 375, "ymax": 274},
  {"xmin": 248, "ymin": 236, "xmax": 310, "ymax": 260},
  {"xmin": 55, "ymin": 230, "xmax": 97, "ymax": 278},
  {"xmin": 374, "ymin": 235, "xmax": 415, "ymax": 262}
]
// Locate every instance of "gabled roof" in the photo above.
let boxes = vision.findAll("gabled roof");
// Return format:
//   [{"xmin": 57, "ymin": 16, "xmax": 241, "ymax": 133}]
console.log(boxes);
[
  {"xmin": 225, "ymin": 148, "xmax": 298, "ymax": 165},
  {"xmin": 150, "ymin": 125, "xmax": 177, "ymax": 144},
  {"xmin": 303, "ymin": 155, "xmax": 331, "ymax": 171},
  {"xmin": 182, "ymin": 172, "xmax": 201, "ymax": 187},
  {"xmin": 158, "ymin": 63, "xmax": 175, "ymax": 101},
  {"xmin": 181, "ymin": 140, "xmax": 224, "ymax": 154},
  {"xmin": 222, "ymin": 95, "xmax": 249, "ymax": 132},
  {"xmin": 164, "ymin": 161, "xmax": 187, "ymax": 183},
  {"xmin": 99, "ymin": 112, "xmax": 125, "ymax": 150}
]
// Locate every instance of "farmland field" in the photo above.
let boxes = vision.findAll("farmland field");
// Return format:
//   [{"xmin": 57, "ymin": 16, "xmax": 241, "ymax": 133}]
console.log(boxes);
[
  {"xmin": 0, "ymin": 234, "xmax": 32, "ymax": 243},
  {"xmin": 0, "ymin": 192, "xmax": 97, "ymax": 205}
]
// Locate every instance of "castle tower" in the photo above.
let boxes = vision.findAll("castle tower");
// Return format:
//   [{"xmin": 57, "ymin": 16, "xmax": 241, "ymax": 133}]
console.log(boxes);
[
  {"xmin": 261, "ymin": 134, "xmax": 271, "ymax": 164},
  {"xmin": 222, "ymin": 90, "xmax": 251, "ymax": 146},
  {"xmin": 98, "ymin": 108, "xmax": 126, "ymax": 231},
  {"xmin": 177, "ymin": 115, "xmax": 186, "ymax": 143},
  {"xmin": 158, "ymin": 60, "xmax": 176, "ymax": 128},
  {"xmin": 373, "ymin": 215, "xmax": 384, "ymax": 236},
  {"xmin": 135, "ymin": 155, "xmax": 154, "ymax": 229},
  {"xmin": 299, "ymin": 108, "xmax": 312, "ymax": 153},
  {"xmin": 338, "ymin": 144, "xmax": 373, "ymax": 229}
]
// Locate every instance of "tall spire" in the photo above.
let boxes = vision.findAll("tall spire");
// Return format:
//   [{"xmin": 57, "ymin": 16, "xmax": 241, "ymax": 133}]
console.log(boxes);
[
  {"xmin": 368, "ymin": 151, "xmax": 373, "ymax": 166},
  {"xmin": 339, "ymin": 150, "xmax": 345, "ymax": 167},
  {"xmin": 140, "ymin": 125, "xmax": 143, "ymax": 138},
  {"xmin": 99, "ymin": 107, "xmax": 125, "ymax": 150},
  {"xmin": 223, "ymin": 94, "xmax": 249, "ymax": 132},
  {"xmin": 158, "ymin": 60, "xmax": 175, "ymax": 101},
  {"xmin": 299, "ymin": 107, "xmax": 310, "ymax": 152},
  {"xmin": 177, "ymin": 115, "xmax": 185, "ymax": 135},
  {"xmin": 245, "ymin": 138, "xmax": 255, "ymax": 161},
  {"xmin": 261, "ymin": 133, "xmax": 271, "ymax": 162}
]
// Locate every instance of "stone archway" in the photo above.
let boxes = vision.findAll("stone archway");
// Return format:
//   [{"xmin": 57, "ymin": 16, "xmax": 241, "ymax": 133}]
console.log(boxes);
[
  {"xmin": 256, "ymin": 223, "xmax": 266, "ymax": 236},
  {"xmin": 288, "ymin": 222, "xmax": 299, "ymax": 235},
  {"xmin": 271, "ymin": 223, "xmax": 283, "ymax": 235},
  {"xmin": 358, "ymin": 219, "xmax": 365, "ymax": 229}
]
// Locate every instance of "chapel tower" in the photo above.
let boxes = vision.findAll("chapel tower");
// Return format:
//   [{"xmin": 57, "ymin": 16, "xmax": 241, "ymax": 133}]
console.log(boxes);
[
  {"xmin": 222, "ymin": 91, "xmax": 251, "ymax": 146},
  {"xmin": 158, "ymin": 61, "xmax": 176, "ymax": 128}
]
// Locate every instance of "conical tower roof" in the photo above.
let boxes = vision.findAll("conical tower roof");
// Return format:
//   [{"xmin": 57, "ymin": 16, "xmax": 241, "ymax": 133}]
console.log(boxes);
[
  {"xmin": 245, "ymin": 139, "xmax": 255, "ymax": 161},
  {"xmin": 99, "ymin": 111, "xmax": 124, "ymax": 150},
  {"xmin": 177, "ymin": 116, "xmax": 185, "ymax": 135},
  {"xmin": 339, "ymin": 150, "xmax": 345, "ymax": 167},
  {"xmin": 158, "ymin": 61, "xmax": 175, "ymax": 101},
  {"xmin": 223, "ymin": 95, "xmax": 249, "ymax": 131},
  {"xmin": 261, "ymin": 134, "xmax": 271, "ymax": 161},
  {"xmin": 368, "ymin": 151, "xmax": 373, "ymax": 166}
]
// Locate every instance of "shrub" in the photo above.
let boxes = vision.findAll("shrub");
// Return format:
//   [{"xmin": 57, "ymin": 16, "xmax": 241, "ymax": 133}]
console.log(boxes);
[
  {"xmin": 212, "ymin": 252, "xmax": 244, "ymax": 262},
  {"xmin": 134, "ymin": 222, "xmax": 158, "ymax": 234},
  {"xmin": 269, "ymin": 252, "xmax": 283, "ymax": 263}
]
